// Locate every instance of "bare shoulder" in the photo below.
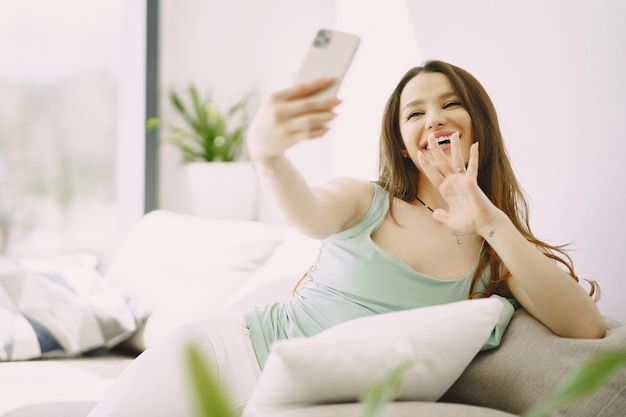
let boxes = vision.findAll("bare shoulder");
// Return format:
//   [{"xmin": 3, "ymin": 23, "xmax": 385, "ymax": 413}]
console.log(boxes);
[
  {"xmin": 322, "ymin": 177, "xmax": 376, "ymax": 231},
  {"xmin": 323, "ymin": 176, "xmax": 375, "ymax": 202}
]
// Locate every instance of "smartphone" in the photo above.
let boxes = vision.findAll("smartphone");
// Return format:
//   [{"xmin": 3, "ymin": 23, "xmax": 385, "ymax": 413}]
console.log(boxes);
[{"xmin": 293, "ymin": 29, "xmax": 360, "ymax": 97}]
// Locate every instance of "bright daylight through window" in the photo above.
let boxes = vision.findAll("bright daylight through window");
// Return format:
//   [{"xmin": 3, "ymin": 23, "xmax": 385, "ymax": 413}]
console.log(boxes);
[{"xmin": 0, "ymin": 1, "xmax": 125, "ymax": 265}]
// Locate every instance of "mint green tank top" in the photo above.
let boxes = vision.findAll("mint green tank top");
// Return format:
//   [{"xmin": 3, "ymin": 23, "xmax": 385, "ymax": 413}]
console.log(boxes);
[{"xmin": 244, "ymin": 183, "xmax": 513, "ymax": 368}]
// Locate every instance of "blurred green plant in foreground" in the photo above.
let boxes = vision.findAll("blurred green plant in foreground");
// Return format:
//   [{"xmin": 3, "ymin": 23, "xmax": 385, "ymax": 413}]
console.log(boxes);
[{"xmin": 185, "ymin": 341, "xmax": 626, "ymax": 417}]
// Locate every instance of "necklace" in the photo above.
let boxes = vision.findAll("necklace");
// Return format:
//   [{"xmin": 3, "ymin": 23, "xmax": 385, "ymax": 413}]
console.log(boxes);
[
  {"xmin": 415, "ymin": 196, "xmax": 463, "ymax": 244},
  {"xmin": 415, "ymin": 196, "xmax": 434, "ymax": 213}
]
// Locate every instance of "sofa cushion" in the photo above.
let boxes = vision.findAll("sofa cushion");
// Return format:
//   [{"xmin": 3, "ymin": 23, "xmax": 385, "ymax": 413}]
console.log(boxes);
[
  {"xmin": 0, "ymin": 355, "xmax": 131, "ymax": 416},
  {"xmin": 442, "ymin": 309, "xmax": 626, "ymax": 417},
  {"xmin": 1, "ymin": 402, "xmax": 96, "ymax": 417},
  {"xmin": 0, "ymin": 256, "xmax": 141, "ymax": 361},
  {"xmin": 249, "ymin": 401, "xmax": 517, "ymax": 417},
  {"xmin": 105, "ymin": 210, "xmax": 289, "ymax": 351},
  {"xmin": 244, "ymin": 298, "xmax": 504, "ymax": 415}
]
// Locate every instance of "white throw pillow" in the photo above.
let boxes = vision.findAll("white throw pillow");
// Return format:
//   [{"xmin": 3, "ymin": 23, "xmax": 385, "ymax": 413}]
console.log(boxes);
[
  {"xmin": 105, "ymin": 210, "xmax": 289, "ymax": 351},
  {"xmin": 0, "ymin": 257, "xmax": 141, "ymax": 361},
  {"xmin": 244, "ymin": 297, "xmax": 504, "ymax": 414}
]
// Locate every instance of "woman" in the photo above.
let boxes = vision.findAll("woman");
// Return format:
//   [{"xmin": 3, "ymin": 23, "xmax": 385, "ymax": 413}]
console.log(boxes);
[{"xmin": 88, "ymin": 60, "xmax": 605, "ymax": 417}]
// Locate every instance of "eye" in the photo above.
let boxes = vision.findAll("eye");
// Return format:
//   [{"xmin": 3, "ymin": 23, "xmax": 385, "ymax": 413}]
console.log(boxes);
[
  {"xmin": 443, "ymin": 101, "xmax": 462, "ymax": 109},
  {"xmin": 406, "ymin": 111, "xmax": 424, "ymax": 121}
]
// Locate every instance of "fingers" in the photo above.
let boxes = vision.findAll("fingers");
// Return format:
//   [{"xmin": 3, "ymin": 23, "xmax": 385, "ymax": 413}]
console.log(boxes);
[
  {"xmin": 466, "ymin": 142, "xmax": 479, "ymax": 178},
  {"xmin": 425, "ymin": 133, "xmax": 453, "ymax": 179},
  {"xmin": 417, "ymin": 132, "xmax": 481, "ymax": 192},
  {"xmin": 271, "ymin": 77, "xmax": 342, "ymax": 119},
  {"xmin": 270, "ymin": 79, "xmax": 341, "ymax": 143},
  {"xmin": 246, "ymin": 78, "xmax": 341, "ymax": 160},
  {"xmin": 450, "ymin": 132, "xmax": 466, "ymax": 173},
  {"xmin": 283, "ymin": 111, "xmax": 337, "ymax": 137},
  {"xmin": 274, "ymin": 77, "xmax": 336, "ymax": 101},
  {"xmin": 273, "ymin": 95, "xmax": 342, "ymax": 123},
  {"xmin": 416, "ymin": 149, "xmax": 444, "ymax": 186},
  {"xmin": 422, "ymin": 131, "xmax": 472, "ymax": 178},
  {"xmin": 294, "ymin": 127, "xmax": 331, "ymax": 141}
]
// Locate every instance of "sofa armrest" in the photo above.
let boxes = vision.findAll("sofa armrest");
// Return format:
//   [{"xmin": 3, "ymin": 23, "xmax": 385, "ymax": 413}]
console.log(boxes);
[{"xmin": 442, "ymin": 309, "xmax": 626, "ymax": 417}]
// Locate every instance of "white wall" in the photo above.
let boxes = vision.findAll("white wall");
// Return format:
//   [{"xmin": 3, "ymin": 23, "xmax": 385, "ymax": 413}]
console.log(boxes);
[{"xmin": 159, "ymin": 0, "xmax": 626, "ymax": 321}]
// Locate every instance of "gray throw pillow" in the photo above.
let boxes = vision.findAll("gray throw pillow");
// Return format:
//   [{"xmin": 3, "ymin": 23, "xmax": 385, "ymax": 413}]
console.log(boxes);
[{"xmin": 442, "ymin": 309, "xmax": 626, "ymax": 417}]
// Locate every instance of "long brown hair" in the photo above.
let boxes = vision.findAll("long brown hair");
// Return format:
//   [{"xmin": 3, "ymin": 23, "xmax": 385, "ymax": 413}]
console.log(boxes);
[{"xmin": 377, "ymin": 60, "xmax": 597, "ymax": 299}]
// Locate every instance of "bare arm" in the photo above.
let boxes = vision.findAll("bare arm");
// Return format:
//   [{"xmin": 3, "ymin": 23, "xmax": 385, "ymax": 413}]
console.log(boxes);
[
  {"xmin": 256, "ymin": 155, "xmax": 373, "ymax": 238},
  {"xmin": 418, "ymin": 134, "xmax": 606, "ymax": 339},
  {"xmin": 245, "ymin": 78, "xmax": 373, "ymax": 238},
  {"xmin": 480, "ymin": 212, "xmax": 606, "ymax": 339}
]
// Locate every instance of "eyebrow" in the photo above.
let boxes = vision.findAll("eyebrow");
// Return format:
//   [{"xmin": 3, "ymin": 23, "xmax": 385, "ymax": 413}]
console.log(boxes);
[{"xmin": 402, "ymin": 91, "xmax": 458, "ymax": 112}]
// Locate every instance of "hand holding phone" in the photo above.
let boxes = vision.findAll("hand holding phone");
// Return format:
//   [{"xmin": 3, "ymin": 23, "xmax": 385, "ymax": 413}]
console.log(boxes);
[
  {"xmin": 293, "ymin": 29, "xmax": 360, "ymax": 98},
  {"xmin": 246, "ymin": 29, "xmax": 359, "ymax": 162}
]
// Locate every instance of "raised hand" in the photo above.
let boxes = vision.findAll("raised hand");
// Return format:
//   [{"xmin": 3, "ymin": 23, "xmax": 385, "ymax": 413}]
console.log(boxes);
[
  {"xmin": 245, "ymin": 78, "xmax": 342, "ymax": 163},
  {"xmin": 417, "ymin": 132, "xmax": 498, "ymax": 237}
]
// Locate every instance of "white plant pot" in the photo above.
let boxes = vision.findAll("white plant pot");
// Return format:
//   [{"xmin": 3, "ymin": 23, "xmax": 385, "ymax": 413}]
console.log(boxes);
[{"xmin": 185, "ymin": 161, "xmax": 259, "ymax": 220}]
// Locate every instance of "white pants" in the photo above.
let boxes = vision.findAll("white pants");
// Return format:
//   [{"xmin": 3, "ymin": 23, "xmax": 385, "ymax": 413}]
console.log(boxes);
[{"xmin": 88, "ymin": 311, "xmax": 261, "ymax": 417}]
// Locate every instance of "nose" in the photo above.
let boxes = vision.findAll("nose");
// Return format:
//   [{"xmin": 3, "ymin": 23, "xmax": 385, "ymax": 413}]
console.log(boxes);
[{"xmin": 425, "ymin": 109, "xmax": 446, "ymax": 130}]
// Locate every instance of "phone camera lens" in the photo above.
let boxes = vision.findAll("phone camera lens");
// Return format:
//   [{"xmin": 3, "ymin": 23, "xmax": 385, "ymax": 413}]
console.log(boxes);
[{"xmin": 314, "ymin": 30, "xmax": 332, "ymax": 48}]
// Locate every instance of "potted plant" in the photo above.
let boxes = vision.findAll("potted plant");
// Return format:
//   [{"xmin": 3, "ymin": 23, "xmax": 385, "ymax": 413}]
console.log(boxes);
[{"xmin": 154, "ymin": 84, "xmax": 259, "ymax": 220}]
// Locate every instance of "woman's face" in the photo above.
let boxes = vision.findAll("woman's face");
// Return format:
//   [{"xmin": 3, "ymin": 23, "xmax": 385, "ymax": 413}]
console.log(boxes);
[{"xmin": 398, "ymin": 72, "xmax": 474, "ymax": 171}]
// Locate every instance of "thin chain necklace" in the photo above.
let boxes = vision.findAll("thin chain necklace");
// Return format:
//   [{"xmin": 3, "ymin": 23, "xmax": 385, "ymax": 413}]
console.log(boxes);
[
  {"xmin": 415, "ymin": 195, "xmax": 463, "ymax": 244},
  {"xmin": 415, "ymin": 196, "xmax": 435, "ymax": 213}
]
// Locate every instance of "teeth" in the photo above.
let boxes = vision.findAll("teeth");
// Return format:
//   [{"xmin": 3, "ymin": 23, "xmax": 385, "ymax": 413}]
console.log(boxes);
[{"xmin": 424, "ymin": 135, "xmax": 454, "ymax": 149}]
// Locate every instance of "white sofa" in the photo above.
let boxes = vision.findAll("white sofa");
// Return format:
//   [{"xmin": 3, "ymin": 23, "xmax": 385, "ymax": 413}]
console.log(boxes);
[{"xmin": 1, "ymin": 210, "xmax": 624, "ymax": 417}]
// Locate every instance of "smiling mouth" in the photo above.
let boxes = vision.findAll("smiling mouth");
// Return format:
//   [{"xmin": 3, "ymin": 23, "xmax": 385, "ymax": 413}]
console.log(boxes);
[{"xmin": 423, "ymin": 135, "xmax": 453, "ymax": 150}]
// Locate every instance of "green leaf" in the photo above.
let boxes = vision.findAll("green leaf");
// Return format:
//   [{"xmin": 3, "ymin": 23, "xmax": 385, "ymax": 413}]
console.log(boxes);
[
  {"xmin": 170, "ymin": 90, "xmax": 187, "ymax": 114},
  {"xmin": 185, "ymin": 342, "xmax": 236, "ymax": 417},
  {"xmin": 145, "ymin": 117, "xmax": 160, "ymax": 130},
  {"xmin": 163, "ymin": 83, "xmax": 257, "ymax": 162},
  {"xmin": 360, "ymin": 361, "xmax": 413, "ymax": 417},
  {"xmin": 523, "ymin": 349, "xmax": 626, "ymax": 417},
  {"xmin": 189, "ymin": 85, "xmax": 208, "ymax": 126}
]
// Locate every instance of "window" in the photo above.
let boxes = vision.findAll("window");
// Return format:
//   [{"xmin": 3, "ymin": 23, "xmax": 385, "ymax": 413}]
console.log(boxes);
[{"xmin": 0, "ymin": 0, "xmax": 139, "ymax": 266}]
